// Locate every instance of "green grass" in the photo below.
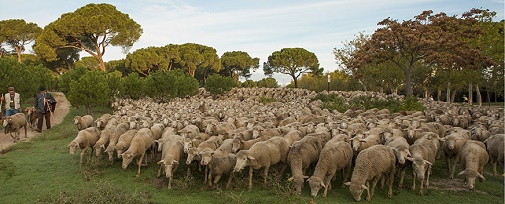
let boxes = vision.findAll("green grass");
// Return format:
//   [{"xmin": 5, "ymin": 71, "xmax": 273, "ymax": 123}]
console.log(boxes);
[{"xmin": 0, "ymin": 106, "xmax": 503, "ymax": 204}]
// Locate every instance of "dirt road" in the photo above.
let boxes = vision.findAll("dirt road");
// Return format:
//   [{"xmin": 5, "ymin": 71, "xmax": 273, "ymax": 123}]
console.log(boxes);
[{"xmin": 0, "ymin": 92, "xmax": 70, "ymax": 152}]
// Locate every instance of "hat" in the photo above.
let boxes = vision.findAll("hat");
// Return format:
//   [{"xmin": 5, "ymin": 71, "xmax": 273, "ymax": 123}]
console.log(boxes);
[
  {"xmin": 7, "ymin": 87, "xmax": 14, "ymax": 91},
  {"xmin": 39, "ymin": 86, "xmax": 46, "ymax": 91}
]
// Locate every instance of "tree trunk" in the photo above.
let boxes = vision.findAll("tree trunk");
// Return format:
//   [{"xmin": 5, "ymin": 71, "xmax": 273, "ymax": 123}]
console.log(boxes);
[
  {"xmin": 358, "ymin": 79, "xmax": 367, "ymax": 92},
  {"xmin": 468, "ymin": 82, "xmax": 473, "ymax": 105},
  {"xmin": 486, "ymin": 89, "xmax": 491, "ymax": 107},
  {"xmin": 424, "ymin": 89, "xmax": 429, "ymax": 99},
  {"xmin": 97, "ymin": 56, "xmax": 106, "ymax": 71},
  {"xmin": 437, "ymin": 89, "xmax": 442, "ymax": 101},
  {"xmin": 475, "ymin": 84, "xmax": 482, "ymax": 107},
  {"xmin": 405, "ymin": 69, "xmax": 413, "ymax": 96},
  {"xmin": 15, "ymin": 46, "xmax": 22, "ymax": 63},
  {"xmin": 446, "ymin": 81, "xmax": 451, "ymax": 103},
  {"xmin": 451, "ymin": 91, "xmax": 457, "ymax": 103},
  {"xmin": 293, "ymin": 76, "xmax": 298, "ymax": 88}
]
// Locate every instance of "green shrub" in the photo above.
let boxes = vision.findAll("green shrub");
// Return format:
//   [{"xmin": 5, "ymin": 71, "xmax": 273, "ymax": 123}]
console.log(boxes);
[
  {"xmin": 119, "ymin": 72, "xmax": 145, "ymax": 99},
  {"xmin": 204, "ymin": 74, "xmax": 236, "ymax": 96},
  {"xmin": 68, "ymin": 70, "xmax": 111, "ymax": 114},
  {"xmin": 401, "ymin": 95, "xmax": 425, "ymax": 111},
  {"xmin": 259, "ymin": 96, "xmax": 276, "ymax": 104},
  {"xmin": 58, "ymin": 66, "xmax": 88, "ymax": 95},
  {"xmin": 311, "ymin": 93, "xmax": 424, "ymax": 113}
]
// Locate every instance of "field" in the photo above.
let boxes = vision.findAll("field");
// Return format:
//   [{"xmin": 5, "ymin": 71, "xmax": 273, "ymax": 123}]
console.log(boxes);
[{"xmin": 0, "ymin": 106, "xmax": 503, "ymax": 204}]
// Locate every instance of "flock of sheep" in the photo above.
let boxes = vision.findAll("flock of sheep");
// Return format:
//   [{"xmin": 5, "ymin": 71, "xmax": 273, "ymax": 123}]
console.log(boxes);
[{"xmin": 66, "ymin": 87, "xmax": 504, "ymax": 201}]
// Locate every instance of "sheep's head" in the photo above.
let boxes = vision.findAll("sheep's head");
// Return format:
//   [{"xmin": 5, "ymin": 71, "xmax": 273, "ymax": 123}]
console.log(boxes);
[
  {"xmin": 345, "ymin": 182, "xmax": 368, "ymax": 202},
  {"xmin": 407, "ymin": 157, "xmax": 432, "ymax": 180},
  {"xmin": 458, "ymin": 169, "xmax": 485, "ymax": 191},
  {"xmin": 199, "ymin": 149, "xmax": 214, "ymax": 166},
  {"xmin": 307, "ymin": 176, "xmax": 324, "ymax": 198},
  {"xmin": 233, "ymin": 151, "xmax": 250, "ymax": 172},
  {"xmin": 231, "ymin": 139, "xmax": 241, "ymax": 153},
  {"xmin": 287, "ymin": 174, "xmax": 307, "ymax": 194},
  {"xmin": 4, "ymin": 116, "xmax": 14, "ymax": 126},
  {"xmin": 121, "ymin": 153, "xmax": 135, "ymax": 170},
  {"xmin": 158, "ymin": 159, "xmax": 178, "ymax": 179},
  {"xmin": 186, "ymin": 148, "xmax": 199, "ymax": 165},
  {"xmin": 67, "ymin": 142, "xmax": 79, "ymax": 156}
]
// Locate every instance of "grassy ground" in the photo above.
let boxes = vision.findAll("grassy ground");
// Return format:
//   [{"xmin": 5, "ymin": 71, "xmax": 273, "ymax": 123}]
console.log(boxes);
[{"xmin": 0, "ymin": 106, "xmax": 503, "ymax": 204}]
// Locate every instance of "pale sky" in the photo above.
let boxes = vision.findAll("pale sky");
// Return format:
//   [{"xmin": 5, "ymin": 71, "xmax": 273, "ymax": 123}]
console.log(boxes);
[{"xmin": 1, "ymin": 0, "xmax": 503, "ymax": 85}]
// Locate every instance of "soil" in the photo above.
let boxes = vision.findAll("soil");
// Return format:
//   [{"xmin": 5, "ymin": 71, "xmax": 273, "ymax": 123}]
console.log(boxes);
[{"xmin": 0, "ymin": 92, "xmax": 70, "ymax": 152}]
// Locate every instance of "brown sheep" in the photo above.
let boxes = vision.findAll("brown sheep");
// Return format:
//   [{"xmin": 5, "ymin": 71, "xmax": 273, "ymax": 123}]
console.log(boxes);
[
  {"xmin": 287, "ymin": 135, "xmax": 325, "ymax": 194},
  {"xmin": 67, "ymin": 127, "xmax": 101, "ymax": 165},
  {"xmin": 3, "ymin": 113, "xmax": 27, "ymax": 142},
  {"xmin": 74, "ymin": 115, "xmax": 94, "ymax": 131}
]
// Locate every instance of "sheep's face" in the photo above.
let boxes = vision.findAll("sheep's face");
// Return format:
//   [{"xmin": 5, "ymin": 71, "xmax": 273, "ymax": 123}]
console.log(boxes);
[
  {"xmin": 183, "ymin": 139, "xmax": 192, "ymax": 153},
  {"xmin": 458, "ymin": 169, "xmax": 484, "ymax": 191},
  {"xmin": 122, "ymin": 153, "xmax": 134, "ymax": 169},
  {"xmin": 105, "ymin": 146, "xmax": 115, "ymax": 161},
  {"xmin": 412, "ymin": 159, "xmax": 429, "ymax": 180},
  {"xmin": 348, "ymin": 183, "xmax": 366, "ymax": 202},
  {"xmin": 307, "ymin": 176, "xmax": 324, "ymax": 198},
  {"xmin": 116, "ymin": 146, "xmax": 125, "ymax": 158},
  {"xmin": 162, "ymin": 159, "xmax": 177, "ymax": 179},
  {"xmin": 200, "ymin": 151, "xmax": 213, "ymax": 166},
  {"xmin": 394, "ymin": 148, "xmax": 410, "ymax": 165},
  {"xmin": 231, "ymin": 139, "xmax": 241, "ymax": 153},
  {"xmin": 233, "ymin": 152, "xmax": 249, "ymax": 172},
  {"xmin": 73, "ymin": 116, "xmax": 80, "ymax": 125},
  {"xmin": 68, "ymin": 142, "xmax": 79, "ymax": 156},
  {"xmin": 186, "ymin": 148, "xmax": 199, "ymax": 165}
]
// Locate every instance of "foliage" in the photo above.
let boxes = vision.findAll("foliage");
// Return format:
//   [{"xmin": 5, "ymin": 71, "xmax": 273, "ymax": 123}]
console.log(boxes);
[
  {"xmin": 175, "ymin": 43, "xmax": 221, "ymax": 78},
  {"xmin": 106, "ymin": 71, "xmax": 122, "ymax": 99},
  {"xmin": 119, "ymin": 72, "xmax": 145, "ymax": 99},
  {"xmin": 220, "ymin": 51, "xmax": 259, "ymax": 81},
  {"xmin": 312, "ymin": 93, "xmax": 424, "ymax": 113},
  {"xmin": 241, "ymin": 79, "xmax": 257, "ymax": 88},
  {"xmin": 0, "ymin": 19, "xmax": 42, "ymax": 62},
  {"xmin": 144, "ymin": 70, "xmax": 199, "ymax": 101},
  {"xmin": 68, "ymin": 70, "xmax": 110, "ymax": 114},
  {"xmin": 58, "ymin": 66, "xmax": 88, "ymax": 95},
  {"xmin": 0, "ymin": 58, "xmax": 56, "ymax": 98},
  {"xmin": 74, "ymin": 56, "xmax": 100, "ymax": 70},
  {"xmin": 259, "ymin": 96, "xmax": 276, "ymax": 104},
  {"xmin": 264, "ymin": 48, "xmax": 321, "ymax": 88},
  {"xmin": 256, "ymin": 77, "xmax": 279, "ymax": 88},
  {"xmin": 291, "ymin": 70, "xmax": 360, "ymax": 92},
  {"xmin": 204, "ymin": 74, "xmax": 236, "ymax": 96},
  {"xmin": 33, "ymin": 3, "xmax": 143, "ymax": 71}
]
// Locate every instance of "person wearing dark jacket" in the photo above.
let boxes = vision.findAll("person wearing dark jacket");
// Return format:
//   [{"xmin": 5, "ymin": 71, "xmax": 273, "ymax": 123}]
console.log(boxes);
[{"xmin": 34, "ymin": 87, "xmax": 56, "ymax": 132}]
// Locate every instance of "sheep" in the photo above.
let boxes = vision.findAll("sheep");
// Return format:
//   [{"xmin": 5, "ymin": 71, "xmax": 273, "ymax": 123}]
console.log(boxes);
[
  {"xmin": 67, "ymin": 127, "xmax": 101, "ymax": 165},
  {"xmin": 207, "ymin": 153, "xmax": 237, "ymax": 189},
  {"xmin": 345, "ymin": 145, "xmax": 396, "ymax": 202},
  {"xmin": 121, "ymin": 128, "xmax": 155, "ymax": 177},
  {"xmin": 483, "ymin": 134, "xmax": 504, "ymax": 176},
  {"xmin": 157, "ymin": 134, "xmax": 184, "ymax": 189},
  {"xmin": 350, "ymin": 131, "xmax": 382, "ymax": 155},
  {"xmin": 439, "ymin": 132, "xmax": 470, "ymax": 179},
  {"xmin": 105, "ymin": 122, "xmax": 129, "ymax": 163},
  {"xmin": 94, "ymin": 113, "xmax": 112, "ymax": 129},
  {"xmin": 234, "ymin": 136, "xmax": 290, "ymax": 190},
  {"xmin": 384, "ymin": 135, "xmax": 411, "ymax": 189},
  {"xmin": 307, "ymin": 139, "xmax": 353, "ymax": 198},
  {"xmin": 282, "ymin": 129, "xmax": 303, "ymax": 146},
  {"xmin": 287, "ymin": 135, "xmax": 325, "ymax": 194},
  {"xmin": 24, "ymin": 107, "xmax": 39, "ymax": 130},
  {"xmin": 407, "ymin": 134, "xmax": 440, "ymax": 195},
  {"xmin": 457, "ymin": 140, "xmax": 489, "ymax": 191},
  {"xmin": 179, "ymin": 124, "xmax": 200, "ymax": 139},
  {"xmin": 3, "ymin": 113, "xmax": 27, "ymax": 142},
  {"xmin": 93, "ymin": 125, "xmax": 116, "ymax": 158},
  {"xmin": 115, "ymin": 129, "xmax": 138, "ymax": 158},
  {"xmin": 211, "ymin": 138, "xmax": 234, "ymax": 158},
  {"xmin": 231, "ymin": 133, "xmax": 270, "ymax": 153},
  {"xmin": 251, "ymin": 126, "xmax": 283, "ymax": 139},
  {"xmin": 150, "ymin": 123, "xmax": 165, "ymax": 140},
  {"xmin": 185, "ymin": 136, "xmax": 223, "ymax": 181},
  {"xmin": 74, "ymin": 115, "xmax": 94, "ymax": 131},
  {"xmin": 205, "ymin": 122, "xmax": 236, "ymax": 136},
  {"xmin": 183, "ymin": 132, "xmax": 210, "ymax": 153}
]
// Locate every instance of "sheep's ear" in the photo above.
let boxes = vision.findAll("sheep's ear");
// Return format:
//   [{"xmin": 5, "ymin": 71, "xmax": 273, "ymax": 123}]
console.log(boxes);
[
  {"xmin": 359, "ymin": 139, "xmax": 367, "ymax": 143},
  {"xmin": 157, "ymin": 160, "xmax": 164, "ymax": 165},
  {"xmin": 303, "ymin": 175, "xmax": 309, "ymax": 179},
  {"xmin": 438, "ymin": 137, "xmax": 447, "ymax": 142},
  {"xmin": 344, "ymin": 182, "xmax": 351, "ymax": 186},
  {"xmin": 424, "ymin": 160, "xmax": 433, "ymax": 166},
  {"xmin": 66, "ymin": 145, "xmax": 70, "ymax": 149},
  {"xmin": 406, "ymin": 157, "xmax": 414, "ymax": 162},
  {"xmin": 407, "ymin": 150, "xmax": 412, "ymax": 157},
  {"xmin": 457, "ymin": 170, "xmax": 466, "ymax": 176},
  {"xmin": 321, "ymin": 181, "xmax": 326, "ymax": 188},
  {"xmin": 173, "ymin": 160, "xmax": 179, "ymax": 164},
  {"xmin": 100, "ymin": 144, "xmax": 105, "ymax": 149},
  {"xmin": 247, "ymin": 155, "xmax": 255, "ymax": 161},
  {"xmin": 361, "ymin": 185, "xmax": 368, "ymax": 190},
  {"xmin": 477, "ymin": 172, "xmax": 485, "ymax": 180}
]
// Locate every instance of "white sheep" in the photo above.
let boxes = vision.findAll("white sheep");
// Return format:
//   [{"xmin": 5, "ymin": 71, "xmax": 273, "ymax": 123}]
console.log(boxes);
[
  {"xmin": 407, "ymin": 134, "xmax": 439, "ymax": 195},
  {"xmin": 3, "ymin": 113, "xmax": 27, "ymax": 142},
  {"xmin": 384, "ymin": 135, "xmax": 411, "ymax": 189},
  {"xmin": 457, "ymin": 140, "xmax": 489, "ymax": 191},
  {"xmin": 115, "ymin": 129, "xmax": 139, "ymax": 158},
  {"xmin": 439, "ymin": 132, "xmax": 470, "ymax": 179},
  {"xmin": 67, "ymin": 127, "xmax": 101, "ymax": 165},
  {"xmin": 94, "ymin": 113, "xmax": 112, "ymax": 129},
  {"xmin": 307, "ymin": 138, "xmax": 353, "ymax": 198},
  {"xmin": 207, "ymin": 153, "xmax": 237, "ymax": 189},
  {"xmin": 234, "ymin": 136, "xmax": 289, "ymax": 190},
  {"xmin": 74, "ymin": 115, "xmax": 94, "ymax": 131},
  {"xmin": 157, "ymin": 134, "xmax": 184, "ymax": 189},
  {"xmin": 483, "ymin": 134, "xmax": 504, "ymax": 176},
  {"xmin": 93, "ymin": 124, "xmax": 116, "ymax": 158},
  {"xmin": 121, "ymin": 128, "xmax": 154, "ymax": 177},
  {"xmin": 345, "ymin": 145, "xmax": 396, "ymax": 202},
  {"xmin": 105, "ymin": 122, "xmax": 129, "ymax": 163},
  {"xmin": 287, "ymin": 135, "xmax": 325, "ymax": 194}
]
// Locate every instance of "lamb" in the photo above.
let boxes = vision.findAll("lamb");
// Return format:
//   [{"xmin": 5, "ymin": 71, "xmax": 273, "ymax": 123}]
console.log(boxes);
[
  {"xmin": 183, "ymin": 132, "xmax": 210, "ymax": 153},
  {"xmin": 67, "ymin": 127, "xmax": 101, "ymax": 165},
  {"xmin": 483, "ymin": 134, "xmax": 504, "ymax": 176},
  {"xmin": 157, "ymin": 134, "xmax": 184, "ymax": 189},
  {"xmin": 234, "ymin": 136, "xmax": 290, "ymax": 190},
  {"xmin": 115, "ymin": 129, "xmax": 139, "ymax": 158},
  {"xmin": 105, "ymin": 122, "xmax": 129, "ymax": 163},
  {"xmin": 457, "ymin": 140, "xmax": 489, "ymax": 191},
  {"xmin": 287, "ymin": 135, "xmax": 325, "ymax": 194},
  {"xmin": 74, "ymin": 115, "xmax": 94, "ymax": 131},
  {"xmin": 307, "ymin": 138, "xmax": 353, "ymax": 198},
  {"xmin": 345, "ymin": 145, "xmax": 396, "ymax": 202},
  {"xmin": 407, "ymin": 134, "xmax": 440, "ymax": 195},
  {"xmin": 3, "ymin": 113, "xmax": 27, "ymax": 142},
  {"xmin": 211, "ymin": 138, "xmax": 234, "ymax": 158},
  {"xmin": 121, "ymin": 128, "xmax": 155, "ymax": 177},
  {"xmin": 207, "ymin": 153, "xmax": 237, "ymax": 189}
]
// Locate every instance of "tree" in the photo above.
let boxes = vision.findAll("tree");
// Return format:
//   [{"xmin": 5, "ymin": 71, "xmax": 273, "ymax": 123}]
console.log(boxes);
[
  {"xmin": 263, "ymin": 48, "xmax": 321, "ymax": 88},
  {"xmin": 241, "ymin": 80, "xmax": 257, "ymax": 88},
  {"xmin": 0, "ymin": 19, "xmax": 42, "ymax": 63},
  {"xmin": 58, "ymin": 66, "xmax": 88, "ymax": 95},
  {"xmin": 351, "ymin": 9, "xmax": 494, "ymax": 96},
  {"xmin": 176, "ymin": 43, "xmax": 221, "ymax": 78},
  {"xmin": 68, "ymin": 70, "xmax": 111, "ymax": 114},
  {"xmin": 204, "ymin": 74, "xmax": 236, "ymax": 96},
  {"xmin": 257, "ymin": 77, "xmax": 279, "ymax": 88},
  {"xmin": 220, "ymin": 51, "xmax": 259, "ymax": 81},
  {"xmin": 74, "ymin": 56, "xmax": 100, "ymax": 70},
  {"xmin": 125, "ymin": 46, "xmax": 165, "ymax": 76},
  {"xmin": 144, "ymin": 70, "xmax": 198, "ymax": 101},
  {"xmin": 34, "ymin": 3, "xmax": 142, "ymax": 71},
  {"xmin": 119, "ymin": 72, "xmax": 145, "ymax": 99}
]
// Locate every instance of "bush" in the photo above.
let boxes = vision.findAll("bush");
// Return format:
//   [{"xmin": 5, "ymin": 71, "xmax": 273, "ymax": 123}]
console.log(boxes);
[
  {"xmin": 58, "ymin": 67, "xmax": 88, "ymax": 95},
  {"xmin": 119, "ymin": 72, "xmax": 145, "ymax": 99},
  {"xmin": 241, "ymin": 79, "xmax": 257, "ymax": 88},
  {"xmin": 145, "ymin": 70, "xmax": 199, "ymax": 101},
  {"xmin": 257, "ymin": 77, "xmax": 279, "ymax": 88},
  {"xmin": 68, "ymin": 70, "xmax": 111, "ymax": 114},
  {"xmin": 311, "ymin": 93, "xmax": 424, "ymax": 113},
  {"xmin": 0, "ymin": 58, "xmax": 57, "ymax": 98},
  {"xmin": 401, "ymin": 95, "xmax": 425, "ymax": 111},
  {"xmin": 204, "ymin": 74, "xmax": 236, "ymax": 96}
]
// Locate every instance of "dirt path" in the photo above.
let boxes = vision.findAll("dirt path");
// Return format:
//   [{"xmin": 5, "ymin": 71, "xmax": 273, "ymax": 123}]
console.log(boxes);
[{"xmin": 0, "ymin": 92, "xmax": 70, "ymax": 152}]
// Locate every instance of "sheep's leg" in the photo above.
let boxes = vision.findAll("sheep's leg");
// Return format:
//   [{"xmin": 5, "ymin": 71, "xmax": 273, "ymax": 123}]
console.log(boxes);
[
  {"xmin": 492, "ymin": 160, "xmax": 498, "ymax": 176},
  {"xmin": 168, "ymin": 177, "xmax": 172, "ymax": 189},
  {"xmin": 365, "ymin": 181, "xmax": 371, "ymax": 201},
  {"xmin": 248, "ymin": 166, "xmax": 253, "ymax": 191},
  {"xmin": 322, "ymin": 174, "xmax": 333, "ymax": 198},
  {"xmin": 370, "ymin": 177, "xmax": 380, "ymax": 199},
  {"xmin": 445, "ymin": 155, "xmax": 451, "ymax": 173},
  {"xmin": 412, "ymin": 170, "xmax": 417, "ymax": 190},
  {"xmin": 449, "ymin": 156, "xmax": 459, "ymax": 179},
  {"xmin": 208, "ymin": 170, "xmax": 213, "ymax": 186},
  {"xmin": 213, "ymin": 174, "xmax": 222, "ymax": 186},
  {"xmin": 388, "ymin": 168, "xmax": 396, "ymax": 198},
  {"xmin": 278, "ymin": 163, "xmax": 287, "ymax": 176},
  {"xmin": 426, "ymin": 166, "xmax": 432, "ymax": 188},
  {"xmin": 157, "ymin": 165, "xmax": 163, "ymax": 178},
  {"xmin": 263, "ymin": 165, "xmax": 270, "ymax": 184},
  {"xmin": 204, "ymin": 166, "xmax": 208, "ymax": 184},
  {"xmin": 399, "ymin": 168, "xmax": 406, "ymax": 190},
  {"xmin": 342, "ymin": 165, "xmax": 351, "ymax": 188},
  {"xmin": 79, "ymin": 148, "xmax": 86, "ymax": 165},
  {"xmin": 136, "ymin": 153, "xmax": 145, "ymax": 177},
  {"xmin": 419, "ymin": 176, "xmax": 424, "ymax": 195},
  {"xmin": 225, "ymin": 172, "xmax": 233, "ymax": 190}
]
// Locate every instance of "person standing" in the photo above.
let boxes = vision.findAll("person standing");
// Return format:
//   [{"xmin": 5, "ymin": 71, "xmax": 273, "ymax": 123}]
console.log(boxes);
[
  {"xmin": 34, "ymin": 86, "xmax": 55, "ymax": 132},
  {"xmin": 4, "ymin": 86, "xmax": 21, "ymax": 116}
]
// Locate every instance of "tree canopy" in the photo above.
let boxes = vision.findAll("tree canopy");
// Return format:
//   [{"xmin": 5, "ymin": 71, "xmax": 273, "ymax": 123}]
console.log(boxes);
[
  {"xmin": 263, "ymin": 48, "xmax": 321, "ymax": 88},
  {"xmin": 0, "ymin": 19, "xmax": 42, "ymax": 62},
  {"xmin": 34, "ymin": 3, "xmax": 142, "ymax": 71},
  {"xmin": 220, "ymin": 51, "xmax": 259, "ymax": 81}
]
